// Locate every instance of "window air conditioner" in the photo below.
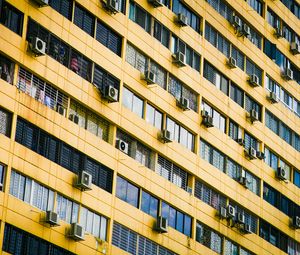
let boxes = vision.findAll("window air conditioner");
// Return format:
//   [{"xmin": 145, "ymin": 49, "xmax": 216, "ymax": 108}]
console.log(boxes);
[
  {"xmin": 292, "ymin": 216, "xmax": 300, "ymax": 229},
  {"xmin": 282, "ymin": 68, "xmax": 293, "ymax": 81},
  {"xmin": 256, "ymin": 151, "xmax": 265, "ymax": 160},
  {"xmin": 68, "ymin": 223, "xmax": 85, "ymax": 241},
  {"xmin": 231, "ymin": 15, "xmax": 241, "ymax": 28},
  {"xmin": 176, "ymin": 13, "xmax": 188, "ymax": 27},
  {"xmin": 155, "ymin": 216, "xmax": 168, "ymax": 233},
  {"xmin": 242, "ymin": 223, "xmax": 252, "ymax": 234},
  {"xmin": 143, "ymin": 70, "xmax": 156, "ymax": 84},
  {"xmin": 268, "ymin": 91, "xmax": 279, "ymax": 104},
  {"xmin": 248, "ymin": 109, "xmax": 259, "ymax": 123},
  {"xmin": 277, "ymin": 167, "xmax": 288, "ymax": 181},
  {"xmin": 148, "ymin": 0, "xmax": 163, "ymax": 7},
  {"xmin": 75, "ymin": 171, "xmax": 92, "ymax": 191},
  {"xmin": 274, "ymin": 27, "xmax": 283, "ymax": 38},
  {"xmin": 248, "ymin": 74, "xmax": 259, "ymax": 87},
  {"xmin": 56, "ymin": 104, "xmax": 66, "ymax": 116},
  {"xmin": 116, "ymin": 139, "xmax": 129, "ymax": 154},
  {"xmin": 69, "ymin": 114, "xmax": 79, "ymax": 124},
  {"xmin": 160, "ymin": 129, "xmax": 172, "ymax": 143},
  {"xmin": 45, "ymin": 211, "xmax": 60, "ymax": 226},
  {"xmin": 290, "ymin": 42, "xmax": 300, "ymax": 55},
  {"xmin": 176, "ymin": 96, "xmax": 190, "ymax": 111},
  {"xmin": 242, "ymin": 24, "xmax": 250, "ymax": 36},
  {"xmin": 245, "ymin": 146, "xmax": 257, "ymax": 160},
  {"xmin": 237, "ymin": 213, "xmax": 245, "ymax": 224},
  {"xmin": 33, "ymin": 0, "xmax": 49, "ymax": 6},
  {"xmin": 218, "ymin": 206, "xmax": 227, "ymax": 219},
  {"xmin": 172, "ymin": 51, "xmax": 186, "ymax": 67},
  {"xmin": 238, "ymin": 176, "xmax": 248, "ymax": 187},
  {"xmin": 103, "ymin": 0, "xmax": 119, "ymax": 14},
  {"xmin": 236, "ymin": 138, "xmax": 245, "ymax": 146},
  {"xmin": 227, "ymin": 57, "xmax": 237, "ymax": 69},
  {"xmin": 103, "ymin": 85, "xmax": 118, "ymax": 102},
  {"xmin": 227, "ymin": 205, "xmax": 236, "ymax": 218},
  {"xmin": 201, "ymin": 111, "xmax": 214, "ymax": 128},
  {"xmin": 30, "ymin": 37, "xmax": 46, "ymax": 56}
]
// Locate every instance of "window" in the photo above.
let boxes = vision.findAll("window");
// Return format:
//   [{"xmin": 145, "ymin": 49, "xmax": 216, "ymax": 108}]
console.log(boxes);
[
  {"xmin": 153, "ymin": 20, "xmax": 170, "ymax": 48},
  {"xmin": 80, "ymin": 207, "xmax": 107, "ymax": 240},
  {"xmin": 48, "ymin": 34, "xmax": 69, "ymax": 66},
  {"xmin": 96, "ymin": 20, "xmax": 122, "ymax": 56},
  {"xmin": 0, "ymin": 107, "xmax": 12, "ymax": 137},
  {"xmin": 157, "ymin": 155, "xmax": 189, "ymax": 190},
  {"xmin": 146, "ymin": 103, "xmax": 162, "ymax": 130},
  {"xmin": 246, "ymin": 58, "xmax": 262, "ymax": 86},
  {"xmin": 203, "ymin": 61, "xmax": 229, "ymax": 95},
  {"xmin": 161, "ymin": 201, "xmax": 192, "ymax": 236},
  {"xmin": 69, "ymin": 100, "xmax": 110, "ymax": 141},
  {"xmin": 3, "ymin": 224, "xmax": 75, "ymax": 255},
  {"xmin": 200, "ymin": 139, "xmax": 225, "ymax": 172},
  {"xmin": 17, "ymin": 67, "xmax": 68, "ymax": 114},
  {"xmin": 0, "ymin": 163, "xmax": 5, "ymax": 191},
  {"xmin": 126, "ymin": 43, "xmax": 147, "ymax": 74},
  {"xmin": 231, "ymin": 46, "xmax": 245, "ymax": 70},
  {"xmin": 201, "ymin": 101, "xmax": 226, "ymax": 133},
  {"xmin": 0, "ymin": 53, "xmax": 14, "ymax": 84},
  {"xmin": 122, "ymin": 87, "xmax": 144, "ymax": 118},
  {"xmin": 228, "ymin": 120, "xmax": 241, "ymax": 141},
  {"xmin": 10, "ymin": 170, "xmax": 54, "ymax": 212},
  {"xmin": 224, "ymin": 239, "xmax": 238, "ymax": 255},
  {"xmin": 230, "ymin": 83, "xmax": 244, "ymax": 107},
  {"xmin": 69, "ymin": 49, "xmax": 92, "ymax": 81},
  {"xmin": 149, "ymin": 60, "xmax": 167, "ymax": 89},
  {"xmin": 247, "ymin": 0, "xmax": 263, "ymax": 16},
  {"xmin": 166, "ymin": 117, "xmax": 195, "ymax": 151},
  {"xmin": 172, "ymin": 0, "xmax": 201, "ymax": 33},
  {"xmin": 56, "ymin": 194, "xmax": 79, "ymax": 224},
  {"xmin": 280, "ymin": 0, "xmax": 300, "ymax": 18},
  {"xmin": 116, "ymin": 129, "xmax": 153, "ymax": 168},
  {"xmin": 294, "ymin": 170, "xmax": 300, "ymax": 188},
  {"xmin": 194, "ymin": 180, "xmax": 227, "ymax": 209},
  {"xmin": 168, "ymin": 74, "xmax": 198, "ymax": 112},
  {"xmin": 244, "ymin": 132, "xmax": 259, "ymax": 150},
  {"xmin": 141, "ymin": 190, "xmax": 159, "ymax": 218},
  {"xmin": 129, "ymin": 1, "xmax": 151, "ymax": 33},
  {"xmin": 74, "ymin": 4, "xmax": 95, "ymax": 36},
  {"xmin": 245, "ymin": 94, "xmax": 261, "ymax": 121},
  {"xmin": 196, "ymin": 222, "xmax": 222, "ymax": 254},
  {"xmin": 0, "ymin": 1, "xmax": 24, "ymax": 35},
  {"xmin": 49, "ymin": 0, "xmax": 73, "ymax": 20},
  {"xmin": 116, "ymin": 176, "xmax": 139, "ymax": 208},
  {"xmin": 112, "ymin": 222, "xmax": 177, "ymax": 255}
]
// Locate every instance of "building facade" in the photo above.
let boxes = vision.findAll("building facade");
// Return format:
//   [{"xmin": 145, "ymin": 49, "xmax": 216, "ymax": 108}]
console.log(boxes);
[{"xmin": 0, "ymin": 0, "xmax": 300, "ymax": 254}]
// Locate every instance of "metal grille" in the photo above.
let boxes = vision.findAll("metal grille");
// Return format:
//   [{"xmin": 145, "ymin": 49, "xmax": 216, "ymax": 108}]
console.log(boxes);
[
  {"xmin": 138, "ymin": 236, "xmax": 158, "ymax": 255},
  {"xmin": 17, "ymin": 67, "xmax": 68, "ymax": 113}
]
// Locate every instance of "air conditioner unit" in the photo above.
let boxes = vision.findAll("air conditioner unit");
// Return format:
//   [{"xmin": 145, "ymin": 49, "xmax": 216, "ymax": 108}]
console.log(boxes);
[
  {"xmin": 227, "ymin": 57, "xmax": 237, "ymax": 68},
  {"xmin": 248, "ymin": 74, "xmax": 259, "ymax": 87},
  {"xmin": 172, "ymin": 51, "xmax": 186, "ymax": 67},
  {"xmin": 45, "ymin": 211, "xmax": 60, "ymax": 226},
  {"xmin": 227, "ymin": 205, "xmax": 236, "ymax": 218},
  {"xmin": 104, "ymin": 0, "xmax": 119, "ymax": 14},
  {"xmin": 218, "ymin": 206, "xmax": 227, "ymax": 219},
  {"xmin": 238, "ymin": 176, "xmax": 247, "ymax": 187},
  {"xmin": 292, "ymin": 216, "xmax": 300, "ymax": 229},
  {"xmin": 56, "ymin": 104, "xmax": 66, "ymax": 116},
  {"xmin": 237, "ymin": 213, "xmax": 245, "ymax": 224},
  {"xmin": 274, "ymin": 27, "xmax": 283, "ymax": 38},
  {"xmin": 176, "ymin": 13, "xmax": 188, "ymax": 27},
  {"xmin": 232, "ymin": 15, "xmax": 241, "ymax": 28},
  {"xmin": 30, "ymin": 37, "xmax": 46, "ymax": 56},
  {"xmin": 148, "ymin": 0, "xmax": 163, "ymax": 7},
  {"xmin": 282, "ymin": 68, "xmax": 293, "ymax": 80},
  {"xmin": 103, "ymin": 85, "xmax": 118, "ymax": 102},
  {"xmin": 160, "ymin": 129, "xmax": 172, "ymax": 143},
  {"xmin": 245, "ymin": 147, "xmax": 257, "ymax": 160},
  {"xmin": 143, "ymin": 70, "xmax": 156, "ymax": 84},
  {"xmin": 33, "ymin": 0, "xmax": 49, "ymax": 6},
  {"xmin": 256, "ymin": 151, "xmax": 265, "ymax": 160},
  {"xmin": 176, "ymin": 97, "xmax": 190, "ymax": 110},
  {"xmin": 155, "ymin": 216, "xmax": 168, "ymax": 233},
  {"xmin": 75, "ymin": 171, "xmax": 92, "ymax": 191},
  {"xmin": 242, "ymin": 223, "xmax": 252, "ymax": 234},
  {"xmin": 290, "ymin": 42, "xmax": 300, "ymax": 55},
  {"xmin": 237, "ymin": 138, "xmax": 245, "ymax": 146},
  {"xmin": 268, "ymin": 91, "xmax": 279, "ymax": 104},
  {"xmin": 69, "ymin": 114, "xmax": 79, "ymax": 124},
  {"xmin": 242, "ymin": 24, "xmax": 250, "ymax": 36},
  {"xmin": 249, "ymin": 109, "xmax": 259, "ymax": 122},
  {"xmin": 116, "ymin": 139, "xmax": 129, "ymax": 154},
  {"xmin": 69, "ymin": 223, "xmax": 85, "ymax": 241},
  {"xmin": 201, "ymin": 111, "xmax": 214, "ymax": 127},
  {"xmin": 277, "ymin": 167, "xmax": 288, "ymax": 181},
  {"xmin": 186, "ymin": 186, "xmax": 193, "ymax": 194}
]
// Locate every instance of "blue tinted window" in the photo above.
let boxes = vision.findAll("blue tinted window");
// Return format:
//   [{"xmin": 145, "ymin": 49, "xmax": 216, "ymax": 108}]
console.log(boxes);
[
  {"xmin": 176, "ymin": 211, "xmax": 184, "ymax": 233},
  {"xmin": 294, "ymin": 171, "xmax": 300, "ymax": 188}
]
